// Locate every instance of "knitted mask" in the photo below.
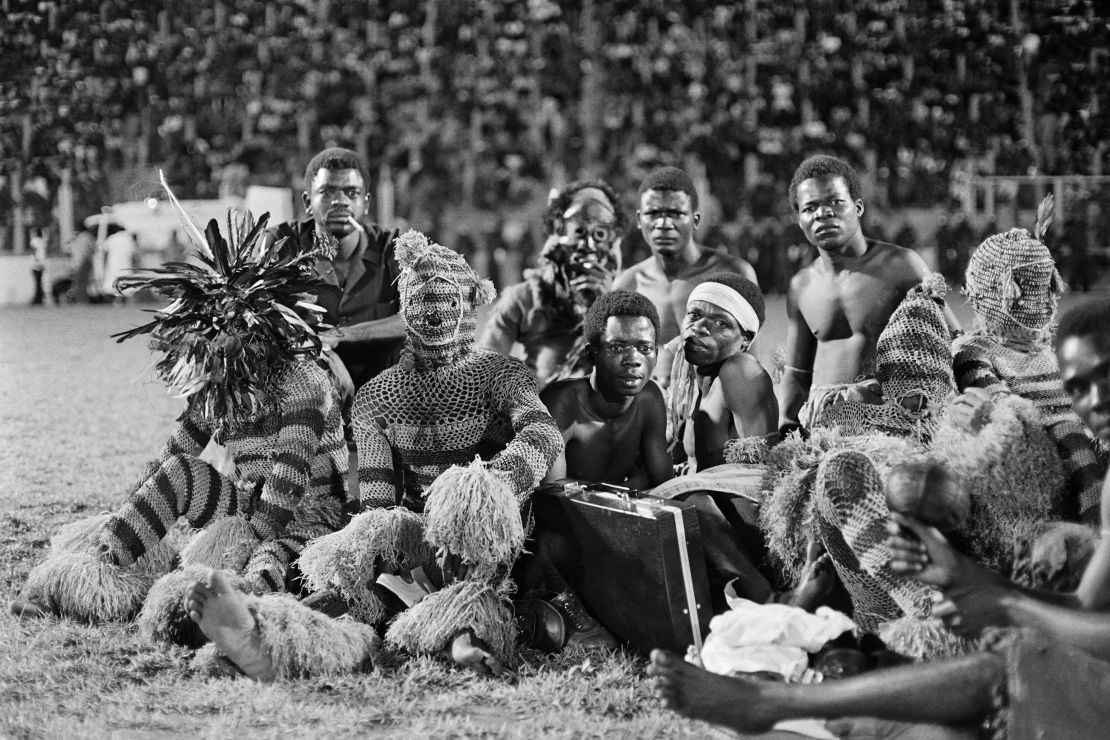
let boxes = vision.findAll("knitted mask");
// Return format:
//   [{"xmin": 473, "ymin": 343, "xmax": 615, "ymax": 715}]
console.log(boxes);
[
  {"xmin": 876, "ymin": 273, "xmax": 955, "ymax": 411},
  {"xmin": 395, "ymin": 229, "xmax": 496, "ymax": 369},
  {"xmin": 964, "ymin": 228, "xmax": 1064, "ymax": 343},
  {"xmin": 114, "ymin": 206, "xmax": 334, "ymax": 440}
]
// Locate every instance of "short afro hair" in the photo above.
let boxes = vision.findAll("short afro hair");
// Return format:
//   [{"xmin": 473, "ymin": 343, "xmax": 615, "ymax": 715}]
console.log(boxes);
[
  {"xmin": 303, "ymin": 147, "xmax": 371, "ymax": 194},
  {"xmin": 788, "ymin": 155, "xmax": 863, "ymax": 211},
  {"xmin": 545, "ymin": 179, "xmax": 627, "ymax": 236},
  {"xmin": 638, "ymin": 166, "xmax": 699, "ymax": 212},
  {"xmin": 695, "ymin": 272, "xmax": 765, "ymax": 334},
  {"xmin": 1056, "ymin": 298, "xmax": 1110, "ymax": 349},
  {"xmin": 583, "ymin": 290, "xmax": 660, "ymax": 349}
]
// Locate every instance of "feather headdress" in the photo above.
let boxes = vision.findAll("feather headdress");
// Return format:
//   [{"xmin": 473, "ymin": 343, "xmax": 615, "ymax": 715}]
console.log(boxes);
[{"xmin": 113, "ymin": 187, "xmax": 337, "ymax": 439}]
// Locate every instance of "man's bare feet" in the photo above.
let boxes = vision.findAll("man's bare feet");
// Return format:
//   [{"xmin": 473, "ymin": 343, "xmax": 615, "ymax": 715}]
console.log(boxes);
[
  {"xmin": 185, "ymin": 569, "xmax": 276, "ymax": 682},
  {"xmin": 9, "ymin": 598, "xmax": 47, "ymax": 619},
  {"xmin": 449, "ymin": 629, "xmax": 502, "ymax": 676},
  {"xmin": 648, "ymin": 649, "xmax": 784, "ymax": 732}
]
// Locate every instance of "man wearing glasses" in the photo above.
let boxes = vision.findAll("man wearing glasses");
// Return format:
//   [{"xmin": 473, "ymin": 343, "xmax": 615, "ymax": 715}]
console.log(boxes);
[
  {"xmin": 614, "ymin": 167, "xmax": 757, "ymax": 389},
  {"xmin": 479, "ymin": 179, "xmax": 627, "ymax": 388}
]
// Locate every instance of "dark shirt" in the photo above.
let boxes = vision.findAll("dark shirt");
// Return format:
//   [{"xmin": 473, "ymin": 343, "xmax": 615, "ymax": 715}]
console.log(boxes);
[{"xmin": 268, "ymin": 219, "xmax": 404, "ymax": 387}]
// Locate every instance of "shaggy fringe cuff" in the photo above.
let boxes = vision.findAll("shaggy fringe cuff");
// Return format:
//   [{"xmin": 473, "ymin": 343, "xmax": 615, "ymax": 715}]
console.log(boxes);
[
  {"xmin": 385, "ymin": 580, "xmax": 515, "ymax": 663},
  {"xmin": 423, "ymin": 461, "xmax": 524, "ymax": 578},
  {"xmin": 180, "ymin": 516, "xmax": 261, "ymax": 572},
  {"xmin": 297, "ymin": 507, "xmax": 428, "ymax": 623},
  {"xmin": 247, "ymin": 592, "xmax": 380, "ymax": 679},
  {"xmin": 931, "ymin": 394, "xmax": 1064, "ymax": 573},
  {"xmin": 19, "ymin": 514, "xmax": 178, "ymax": 622},
  {"xmin": 137, "ymin": 566, "xmax": 252, "ymax": 647},
  {"xmin": 759, "ymin": 429, "xmax": 918, "ymax": 581},
  {"xmin": 877, "ymin": 616, "xmax": 975, "ymax": 662}
]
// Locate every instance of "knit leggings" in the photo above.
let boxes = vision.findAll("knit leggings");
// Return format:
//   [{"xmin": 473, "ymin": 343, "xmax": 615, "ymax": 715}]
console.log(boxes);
[
  {"xmin": 101, "ymin": 453, "xmax": 329, "ymax": 591},
  {"xmin": 812, "ymin": 450, "xmax": 934, "ymax": 633}
]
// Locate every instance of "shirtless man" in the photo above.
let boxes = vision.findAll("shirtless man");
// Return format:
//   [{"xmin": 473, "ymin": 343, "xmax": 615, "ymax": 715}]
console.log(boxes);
[
  {"xmin": 541, "ymin": 290, "xmax": 672, "ymax": 489},
  {"xmin": 671, "ymin": 273, "xmax": 776, "ymax": 471},
  {"xmin": 654, "ymin": 272, "xmax": 789, "ymax": 607},
  {"xmin": 614, "ymin": 166, "xmax": 757, "ymax": 388},
  {"xmin": 648, "ymin": 300, "xmax": 1110, "ymax": 738},
  {"xmin": 780, "ymin": 154, "xmax": 959, "ymax": 433}
]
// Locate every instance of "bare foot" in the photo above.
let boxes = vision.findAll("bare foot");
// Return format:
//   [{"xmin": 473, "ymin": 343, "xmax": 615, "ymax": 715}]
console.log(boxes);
[
  {"xmin": 9, "ymin": 598, "xmax": 48, "ymax": 619},
  {"xmin": 185, "ymin": 569, "xmax": 276, "ymax": 681},
  {"xmin": 449, "ymin": 629, "xmax": 502, "ymax": 676},
  {"xmin": 782, "ymin": 553, "xmax": 837, "ymax": 611},
  {"xmin": 648, "ymin": 649, "xmax": 783, "ymax": 732}
]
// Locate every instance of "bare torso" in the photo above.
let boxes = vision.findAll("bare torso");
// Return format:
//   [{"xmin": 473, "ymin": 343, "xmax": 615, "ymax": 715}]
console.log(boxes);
[
  {"xmin": 541, "ymin": 378, "xmax": 668, "ymax": 486},
  {"xmin": 681, "ymin": 353, "xmax": 776, "ymax": 471},
  {"xmin": 792, "ymin": 242, "xmax": 927, "ymax": 386}
]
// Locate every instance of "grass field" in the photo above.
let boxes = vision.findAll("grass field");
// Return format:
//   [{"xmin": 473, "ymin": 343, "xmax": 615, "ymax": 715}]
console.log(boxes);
[{"xmin": 0, "ymin": 304, "xmax": 742, "ymax": 740}]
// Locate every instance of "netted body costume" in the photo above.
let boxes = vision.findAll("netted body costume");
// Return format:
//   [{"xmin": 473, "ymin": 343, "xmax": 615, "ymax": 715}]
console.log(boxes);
[
  {"xmin": 761, "ymin": 275, "xmax": 1068, "ymax": 653},
  {"xmin": 268, "ymin": 231, "xmax": 563, "ymax": 674},
  {"xmin": 955, "ymin": 227, "xmax": 1102, "ymax": 522},
  {"xmin": 19, "ymin": 202, "xmax": 348, "ymax": 625}
]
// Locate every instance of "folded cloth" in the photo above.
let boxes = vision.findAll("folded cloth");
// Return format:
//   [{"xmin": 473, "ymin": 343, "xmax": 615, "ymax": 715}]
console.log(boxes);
[
  {"xmin": 649, "ymin": 463, "xmax": 764, "ymax": 501},
  {"xmin": 698, "ymin": 596, "xmax": 856, "ymax": 680}
]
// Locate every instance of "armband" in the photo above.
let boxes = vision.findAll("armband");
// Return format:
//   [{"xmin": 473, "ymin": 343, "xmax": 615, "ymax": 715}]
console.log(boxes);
[{"xmin": 783, "ymin": 365, "xmax": 813, "ymax": 375}]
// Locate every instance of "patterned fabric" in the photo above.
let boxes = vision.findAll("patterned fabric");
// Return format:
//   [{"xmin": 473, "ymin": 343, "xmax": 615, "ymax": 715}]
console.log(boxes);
[
  {"xmin": 964, "ymin": 228, "xmax": 1063, "ymax": 344},
  {"xmin": 102, "ymin": 360, "xmax": 347, "ymax": 590},
  {"xmin": 874, "ymin": 273, "xmax": 954, "ymax": 406},
  {"xmin": 353, "ymin": 231, "xmax": 563, "ymax": 512},
  {"xmin": 955, "ymin": 260, "xmax": 1103, "ymax": 522},
  {"xmin": 812, "ymin": 450, "xmax": 935, "ymax": 632}
]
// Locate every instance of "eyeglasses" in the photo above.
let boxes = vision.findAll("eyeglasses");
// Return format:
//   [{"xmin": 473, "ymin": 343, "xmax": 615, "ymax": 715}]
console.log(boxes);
[
  {"xmin": 559, "ymin": 220, "xmax": 617, "ymax": 244},
  {"xmin": 640, "ymin": 209, "xmax": 691, "ymax": 226}
]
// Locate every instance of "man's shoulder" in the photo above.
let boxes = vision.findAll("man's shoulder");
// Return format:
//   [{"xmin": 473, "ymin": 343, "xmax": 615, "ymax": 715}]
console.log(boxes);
[
  {"xmin": 614, "ymin": 257, "xmax": 657, "ymax": 285},
  {"xmin": 540, "ymin": 376, "xmax": 590, "ymax": 408},
  {"xmin": 719, "ymin": 352, "xmax": 772, "ymax": 386}
]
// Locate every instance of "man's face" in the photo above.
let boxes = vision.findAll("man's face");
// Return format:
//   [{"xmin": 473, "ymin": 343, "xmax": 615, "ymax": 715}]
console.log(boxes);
[
  {"xmin": 555, "ymin": 187, "xmax": 621, "ymax": 272},
  {"xmin": 593, "ymin": 315, "xmax": 657, "ymax": 397},
  {"xmin": 795, "ymin": 175, "xmax": 864, "ymax": 253},
  {"xmin": 682, "ymin": 299, "xmax": 748, "ymax": 367},
  {"xmin": 303, "ymin": 168, "xmax": 368, "ymax": 239},
  {"xmin": 1059, "ymin": 333, "xmax": 1110, "ymax": 441},
  {"xmin": 638, "ymin": 189, "xmax": 699, "ymax": 275}
]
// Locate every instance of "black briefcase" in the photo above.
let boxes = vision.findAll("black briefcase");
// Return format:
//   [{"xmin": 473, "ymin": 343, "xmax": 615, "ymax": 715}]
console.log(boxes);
[{"xmin": 532, "ymin": 479, "xmax": 711, "ymax": 656}]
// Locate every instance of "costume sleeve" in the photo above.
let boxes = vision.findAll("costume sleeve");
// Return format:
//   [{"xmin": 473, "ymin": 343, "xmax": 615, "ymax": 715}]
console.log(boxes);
[
  {"xmin": 249, "ymin": 364, "xmax": 332, "ymax": 539},
  {"xmin": 952, "ymin": 341, "xmax": 1007, "ymax": 394},
  {"xmin": 124, "ymin": 413, "xmax": 210, "ymax": 498},
  {"xmin": 487, "ymin": 358, "xmax": 565, "ymax": 505},
  {"xmin": 351, "ymin": 384, "xmax": 401, "ymax": 510}
]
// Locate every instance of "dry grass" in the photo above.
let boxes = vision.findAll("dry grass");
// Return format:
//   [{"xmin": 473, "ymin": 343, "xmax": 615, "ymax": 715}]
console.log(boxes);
[{"xmin": 0, "ymin": 305, "xmax": 734, "ymax": 739}]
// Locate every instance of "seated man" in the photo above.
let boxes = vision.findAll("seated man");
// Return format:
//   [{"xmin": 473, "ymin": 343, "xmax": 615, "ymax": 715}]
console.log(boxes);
[
  {"xmin": 952, "ymin": 219, "xmax": 1103, "ymax": 525},
  {"xmin": 652, "ymin": 273, "xmax": 786, "ymax": 607},
  {"xmin": 12, "ymin": 209, "xmax": 348, "ymax": 624},
  {"xmin": 648, "ymin": 298, "xmax": 1110, "ymax": 739},
  {"xmin": 479, "ymin": 180, "xmax": 626, "ymax": 389},
  {"xmin": 541, "ymin": 289, "xmax": 671, "ymax": 489},
  {"xmin": 180, "ymin": 231, "xmax": 565, "ymax": 680}
]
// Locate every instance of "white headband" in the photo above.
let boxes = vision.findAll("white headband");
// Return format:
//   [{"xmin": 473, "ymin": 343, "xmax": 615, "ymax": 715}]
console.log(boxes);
[{"xmin": 687, "ymin": 282, "xmax": 760, "ymax": 334}]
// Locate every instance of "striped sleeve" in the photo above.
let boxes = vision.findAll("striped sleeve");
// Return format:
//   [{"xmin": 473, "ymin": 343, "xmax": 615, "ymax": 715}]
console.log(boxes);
[
  {"xmin": 488, "ymin": 357, "xmax": 565, "ymax": 506},
  {"xmin": 251, "ymin": 365, "xmax": 330, "ymax": 539},
  {"xmin": 124, "ymin": 413, "xmax": 210, "ymax": 499},
  {"xmin": 953, "ymin": 345, "xmax": 1007, "ymax": 394}
]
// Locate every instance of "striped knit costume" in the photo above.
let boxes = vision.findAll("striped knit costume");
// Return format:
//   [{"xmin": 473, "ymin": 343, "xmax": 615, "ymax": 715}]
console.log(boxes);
[
  {"xmin": 953, "ymin": 334, "xmax": 1102, "ymax": 522},
  {"xmin": 958, "ymin": 227, "xmax": 1102, "ymax": 524},
  {"xmin": 100, "ymin": 359, "xmax": 348, "ymax": 591}
]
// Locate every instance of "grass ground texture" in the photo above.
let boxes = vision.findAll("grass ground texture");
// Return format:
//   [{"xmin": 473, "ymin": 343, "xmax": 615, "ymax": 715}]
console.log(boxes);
[{"xmin": 0, "ymin": 304, "xmax": 738, "ymax": 740}]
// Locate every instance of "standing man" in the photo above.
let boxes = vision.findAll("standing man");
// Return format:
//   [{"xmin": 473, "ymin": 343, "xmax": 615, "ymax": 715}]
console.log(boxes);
[
  {"xmin": 779, "ymin": 154, "xmax": 959, "ymax": 433},
  {"xmin": 264, "ymin": 147, "xmax": 406, "ymax": 391},
  {"xmin": 614, "ymin": 167, "xmax": 757, "ymax": 388}
]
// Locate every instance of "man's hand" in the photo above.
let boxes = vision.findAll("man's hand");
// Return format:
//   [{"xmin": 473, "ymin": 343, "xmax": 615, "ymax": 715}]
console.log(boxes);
[
  {"xmin": 886, "ymin": 513, "xmax": 963, "ymax": 588},
  {"xmin": 945, "ymin": 388, "xmax": 995, "ymax": 433},
  {"xmin": 568, "ymin": 264, "xmax": 612, "ymax": 310},
  {"xmin": 320, "ymin": 329, "xmax": 342, "ymax": 350},
  {"xmin": 930, "ymin": 581, "xmax": 1018, "ymax": 637}
]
